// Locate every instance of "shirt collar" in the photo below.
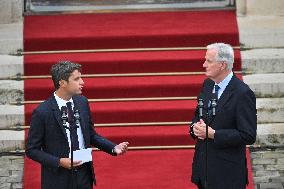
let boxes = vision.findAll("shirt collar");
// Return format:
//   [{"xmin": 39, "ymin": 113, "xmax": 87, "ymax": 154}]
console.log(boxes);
[
  {"xmin": 54, "ymin": 92, "xmax": 74, "ymax": 109},
  {"xmin": 215, "ymin": 71, "xmax": 233, "ymax": 91}
]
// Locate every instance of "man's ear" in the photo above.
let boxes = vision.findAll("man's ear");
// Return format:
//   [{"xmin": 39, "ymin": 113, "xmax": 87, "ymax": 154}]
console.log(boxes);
[
  {"xmin": 220, "ymin": 61, "xmax": 227, "ymax": 71},
  {"xmin": 59, "ymin": 79, "xmax": 67, "ymax": 88}
]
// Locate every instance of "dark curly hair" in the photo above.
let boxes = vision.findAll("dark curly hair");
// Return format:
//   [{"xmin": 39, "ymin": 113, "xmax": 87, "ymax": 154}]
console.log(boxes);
[{"xmin": 50, "ymin": 60, "xmax": 82, "ymax": 90}]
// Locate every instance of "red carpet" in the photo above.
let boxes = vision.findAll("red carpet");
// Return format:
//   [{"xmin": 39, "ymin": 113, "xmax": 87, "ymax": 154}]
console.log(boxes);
[
  {"xmin": 25, "ymin": 100, "xmax": 197, "ymax": 125},
  {"xmin": 24, "ymin": 10, "xmax": 239, "ymax": 51},
  {"xmin": 24, "ymin": 74, "xmax": 242, "ymax": 101},
  {"xmin": 24, "ymin": 50, "xmax": 242, "ymax": 76},
  {"xmin": 23, "ymin": 9, "xmax": 254, "ymax": 189},
  {"xmin": 24, "ymin": 75, "xmax": 206, "ymax": 100}
]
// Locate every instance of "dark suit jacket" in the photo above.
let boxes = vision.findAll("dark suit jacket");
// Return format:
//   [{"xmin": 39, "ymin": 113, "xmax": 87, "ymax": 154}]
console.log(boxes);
[
  {"xmin": 26, "ymin": 95, "xmax": 116, "ymax": 189},
  {"xmin": 191, "ymin": 75, "xmax": 257, "ymax": 189}
]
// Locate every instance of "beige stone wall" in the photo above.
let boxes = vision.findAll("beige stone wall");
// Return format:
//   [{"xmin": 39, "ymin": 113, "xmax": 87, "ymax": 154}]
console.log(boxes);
[
  {"xmin": 0, "ymin": 0, "xmax": 23, "ymax": 24},
  {"xmin": 237, "ymin": 0, "xmax": 284, "ymax": 16}
]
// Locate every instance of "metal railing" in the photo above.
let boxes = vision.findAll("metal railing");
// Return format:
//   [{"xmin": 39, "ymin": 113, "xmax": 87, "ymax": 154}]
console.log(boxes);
[{"xmin": 3, "ymin": 144, "xmax": 276, "ymax": 157}]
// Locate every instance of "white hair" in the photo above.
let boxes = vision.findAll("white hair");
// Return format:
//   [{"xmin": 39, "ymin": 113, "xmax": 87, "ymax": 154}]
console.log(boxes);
[{"xmin": 207, "ymin": 43, "xmax": 234, "ymax": 71}]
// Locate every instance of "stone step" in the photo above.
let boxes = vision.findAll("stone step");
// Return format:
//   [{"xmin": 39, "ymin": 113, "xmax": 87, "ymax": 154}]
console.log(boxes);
[
  {"xmin": 0, "ymin": 105, "xmax": 24, "ymax": 130},
  {"xmin": 241, "ymin": 49, "xmax": 284, "ymax": 74},
  {"xmin": 0, "ymin": 80, "xmax": 23, "ymax": 105},
  {"xmin": 237, "ymin": 0, "xmax": 284, "ymax": 16},
  {"xmin": 2, "ymin": 98, "xmax": 284, "ymax": 127},
  {"xmin": 0, "ymin": 49, "xmax": 282, "ymax": 78},
  {"xmin": 256, "ymin": 98, "xmax": 284, "ymax": 124},
  {"xmin": 0, "ymin": 130, "xmax": 24, "ymax": 152},
  {"xmin": 0, "ymin": 0, "xmax": 22, "ymax": 24},
  {"xmin": 237, "ymin": 15, "xmax": 284, "ymax": 48},
  {"xmin": 1, "ymin": 73, "xmax": 283, "ymax": 105},
  {"xmin": 1, "ymin": 122, "xmax": 283, "ymax": 152},
  {"xmin": 244, "ymin": 73, "xmax": 284, "ymax": 98},
  {"xmin": 0, "ymin": 97, "xmax": 283, "ymax": 129},
  {"xmin": 0, "ymin": 22, "xmax": 23, "ymax": 54},
  {"xmin": 256, "ymin": 123, "xmax": 284, "ymax": 147},
  {"xmin": 0, "ymin": 55, "xmax": 23, "ymax": 78}
]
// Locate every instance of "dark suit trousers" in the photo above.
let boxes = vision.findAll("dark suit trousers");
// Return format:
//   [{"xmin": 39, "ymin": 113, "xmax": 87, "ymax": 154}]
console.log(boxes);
[
  {"xmin": 67, "ymin": 163, "xmax": 93, "ymax": 189},
  {"xmin": 196, "ymin": 181, "xmax": 246, "ymax": 189}
]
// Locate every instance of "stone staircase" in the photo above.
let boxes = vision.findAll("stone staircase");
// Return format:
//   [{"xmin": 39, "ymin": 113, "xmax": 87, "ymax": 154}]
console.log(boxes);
[
  {"xmin": 237, "ymin": 0, "xmax": 284, "ymax": 148},
  {"xmin": 0, "ymin": 0, "xmax": 24, "ymax": 153},
  {"xmin": 236, "ymin": 1, "xmax": 284, "ymax": 187}
]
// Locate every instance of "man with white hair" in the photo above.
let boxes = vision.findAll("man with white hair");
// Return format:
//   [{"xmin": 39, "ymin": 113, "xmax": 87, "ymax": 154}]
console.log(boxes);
[{"xmin": 190, "ymin": 43, "xmax": 257, "ymax": 189}]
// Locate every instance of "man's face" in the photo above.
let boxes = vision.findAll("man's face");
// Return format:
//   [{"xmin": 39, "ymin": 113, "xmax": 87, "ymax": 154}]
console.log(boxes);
[
  {"xmin": 203, "ymin": 48, "xmax": 224, "ymax": 80},
  {"xmin": 63, "ymin": 69, "xmax": 84, "ymax": 96}
]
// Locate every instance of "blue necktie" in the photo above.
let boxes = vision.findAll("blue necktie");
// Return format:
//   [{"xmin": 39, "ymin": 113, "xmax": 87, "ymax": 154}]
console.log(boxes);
[
  {"xmin": 214, "ymin": 85, "xmax": 220, "ymax": 100},
  {"xmin": 66, "ymin": 102, "xmax": 79, "ymax": 151}
]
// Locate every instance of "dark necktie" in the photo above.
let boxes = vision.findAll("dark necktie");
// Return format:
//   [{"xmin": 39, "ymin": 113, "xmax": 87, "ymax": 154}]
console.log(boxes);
[
  {"xmin": 66, "ymin": 102, "xmax": 79, "ymax": 151},
  {"xmin": 214, "ymin": 85, "xmax": 220, "ymax": 100}
]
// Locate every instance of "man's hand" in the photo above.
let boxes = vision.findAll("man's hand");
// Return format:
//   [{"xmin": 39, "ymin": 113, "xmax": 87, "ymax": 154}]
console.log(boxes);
[
  {"xmin": 193, "ymin": 119, "xmax": 215, "ymax": 140},
  {"xmin": 59, "ymin": 158, "xmax": 82, "ymax": 169},
  {"xmin": 114, "ymin": 142, "xmax": 129, "ymax": 155}
]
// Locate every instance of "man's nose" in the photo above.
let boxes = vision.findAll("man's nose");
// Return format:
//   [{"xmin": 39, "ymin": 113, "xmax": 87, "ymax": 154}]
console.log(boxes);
[{"xmin": 80, "ymin": 78, "xmax": 84, "ymax": 85}]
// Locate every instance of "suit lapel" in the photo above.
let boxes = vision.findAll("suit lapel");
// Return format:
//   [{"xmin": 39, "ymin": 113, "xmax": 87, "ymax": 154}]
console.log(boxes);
[
  {"xmin": 216, "ymin": 75, "xmax": 237, "ymax": 113},
  {"xmin": 203, "ymin": 79, "xmax": 214, "ymax": 109},
  {"xmin": 50, "ymin": 96, "xmax": 68, "ymax": 141}
]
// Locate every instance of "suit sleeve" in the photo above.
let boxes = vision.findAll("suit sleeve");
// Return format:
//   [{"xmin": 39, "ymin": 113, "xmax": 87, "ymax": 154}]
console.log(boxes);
[
  {"xmin": 214, "ymin": 89, "xmax": 257, "ymax": 148},
  {"xmin": 85, "ymin": 98, "xmax": 117, "ymax": 155},
  {"xmin": 25, "ymin": 109, "xmax": 60, "ymax": 168}
]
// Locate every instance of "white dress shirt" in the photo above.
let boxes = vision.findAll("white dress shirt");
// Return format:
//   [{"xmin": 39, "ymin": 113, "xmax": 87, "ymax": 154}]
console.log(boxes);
[
  {"xmin": 213, "ymin": 71, "xmax": 233, "ymax": 99},
  {"xmin": 54, "ymin": 92, "xmax": 85, "ymax": 156}
]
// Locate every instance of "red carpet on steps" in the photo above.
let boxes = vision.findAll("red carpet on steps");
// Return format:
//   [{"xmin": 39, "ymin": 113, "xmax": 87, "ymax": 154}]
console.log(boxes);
[
  {"xmin": 24, "ymin": 10, "xmax": 239, "ymax": 51},
  {"xmin": 23, "ymin": 9, "xmax": 254, "ymax": 189},
  {"xmin": 24, "ymin": 74, "xmax": 242, "ymax": 101},
  {"xmin": 24, "ymin": 125, "xmax": 194, "ymax": 147},
  {"xmin": 24, "ymin": 75, "xmax": 206, "ymax": 100},
  {"xmin": 24, "ymin": 50, "xmax": 242, "ymax": 76},
  {"xmin": 95, "ymin": 125, "xmax": 195, "ymax": 146},
  {"xmin": 25, "ymin": 100, "xmax": 197, "ymax": 125}
]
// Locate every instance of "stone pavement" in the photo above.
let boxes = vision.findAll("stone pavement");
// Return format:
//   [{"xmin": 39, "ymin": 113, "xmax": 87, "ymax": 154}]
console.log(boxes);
[
  {"xmin": 251, "ymin": 147, "xmax": 284, "ymax": 189},
  {"xmin": 0, "ymin": 155, "xmax": 23, "ymax": 189}
]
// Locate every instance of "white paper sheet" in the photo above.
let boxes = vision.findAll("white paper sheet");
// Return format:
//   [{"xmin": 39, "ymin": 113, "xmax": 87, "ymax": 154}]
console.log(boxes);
[{"xmin": 72, "ymin": 148, "xmax": 93, "ymax": 163}]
